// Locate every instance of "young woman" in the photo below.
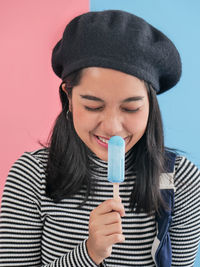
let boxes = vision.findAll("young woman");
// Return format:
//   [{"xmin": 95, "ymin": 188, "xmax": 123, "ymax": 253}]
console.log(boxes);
[{"xmin": 0, "ymin": 10, "xmax": 200, "ymax": 267}]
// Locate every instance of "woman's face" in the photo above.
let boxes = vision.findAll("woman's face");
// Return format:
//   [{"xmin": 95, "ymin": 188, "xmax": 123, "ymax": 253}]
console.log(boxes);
[{"xmin": 64, "ymin": 67, "xmax": 149, "ymax": 161}]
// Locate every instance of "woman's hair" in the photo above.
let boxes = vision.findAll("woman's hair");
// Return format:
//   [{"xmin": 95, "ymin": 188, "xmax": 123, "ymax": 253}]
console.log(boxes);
[{"xmin": 46, "ymin": 69, "xmax": 167, "ymax": 214}]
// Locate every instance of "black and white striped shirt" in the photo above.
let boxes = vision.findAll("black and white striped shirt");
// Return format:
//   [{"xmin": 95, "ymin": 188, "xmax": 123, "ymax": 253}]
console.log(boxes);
[{"xmin": 0, "ymin": 148, "xmax": 200, "ymax": 266}]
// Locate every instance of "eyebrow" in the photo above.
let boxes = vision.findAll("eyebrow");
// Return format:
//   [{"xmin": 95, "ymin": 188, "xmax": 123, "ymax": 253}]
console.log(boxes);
[{"xmin": 80, "ymin": 95, "xmax": 144, "ymax": 103}]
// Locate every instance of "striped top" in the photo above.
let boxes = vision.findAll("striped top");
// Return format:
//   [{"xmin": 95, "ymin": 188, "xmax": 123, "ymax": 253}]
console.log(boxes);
[{"xmin": 0, "ymin": 148, "xmax": 200, "ymax": 267}]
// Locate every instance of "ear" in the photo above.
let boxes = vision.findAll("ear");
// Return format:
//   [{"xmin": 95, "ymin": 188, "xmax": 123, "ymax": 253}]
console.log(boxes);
[
  {"xmin": 61, "ymin": 83, "xmax": 68, "ymax": 94},
  {"xmin": 61, "ymin": 83, "xmax": 72, "ymax": 112}
]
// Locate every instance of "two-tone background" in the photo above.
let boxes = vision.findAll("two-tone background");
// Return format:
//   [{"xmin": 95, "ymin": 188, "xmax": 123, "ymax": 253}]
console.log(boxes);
[{"xmin": 1, "ymin": 0, "xmax": 200, "ymax": 265}]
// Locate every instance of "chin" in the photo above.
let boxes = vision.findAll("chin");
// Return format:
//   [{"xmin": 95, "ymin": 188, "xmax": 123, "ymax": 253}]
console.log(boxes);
[
  {"xmin": 101, "ymin": 156, "xmax": 108, "ymax": 162},
  {"xmin": 95, "ymin": 152, "xmax": 108, "ymax": 162}
]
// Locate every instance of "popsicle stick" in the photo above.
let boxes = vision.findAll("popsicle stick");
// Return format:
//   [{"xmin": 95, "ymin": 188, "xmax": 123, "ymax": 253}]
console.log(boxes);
[{"xmin": 113, "ymin": 183, "xmax": 119, "ymax": 200}]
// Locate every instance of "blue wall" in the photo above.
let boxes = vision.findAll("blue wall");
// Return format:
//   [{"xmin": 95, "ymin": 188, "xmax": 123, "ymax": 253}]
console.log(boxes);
[{"xmin": 90, "ymin": 1, "xmax": 200, "ymax": 265}]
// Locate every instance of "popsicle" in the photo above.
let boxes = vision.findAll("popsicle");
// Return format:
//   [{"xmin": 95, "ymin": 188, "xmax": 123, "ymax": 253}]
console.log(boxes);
[{"xmin": 108, "ymin": 136, "xmax": 125, "ymax": 200}]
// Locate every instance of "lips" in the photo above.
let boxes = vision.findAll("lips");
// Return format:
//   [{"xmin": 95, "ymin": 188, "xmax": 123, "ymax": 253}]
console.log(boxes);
[
  {"xmin": 96, "ymin": 136, "xmax": 109, "ymax": 144},
  {"xmin": 95, "ymin": 135, "xmax": 129, "ymax": 144}
]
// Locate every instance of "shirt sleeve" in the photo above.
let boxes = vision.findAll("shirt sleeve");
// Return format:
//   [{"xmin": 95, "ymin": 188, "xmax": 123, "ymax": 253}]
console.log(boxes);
[
  {"xmin": 170, "ymin": 156, "xmax": 200, "ymax": 267},
  {"xmin": 0, "ymin": 153, "xmax": 98, "ymax": 267}
]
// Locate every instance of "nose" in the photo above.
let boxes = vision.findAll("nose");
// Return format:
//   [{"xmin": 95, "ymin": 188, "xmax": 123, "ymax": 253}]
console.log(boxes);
[{"xmin": 100, "ymin": 110, "xmax": 124, "ymax": 137}]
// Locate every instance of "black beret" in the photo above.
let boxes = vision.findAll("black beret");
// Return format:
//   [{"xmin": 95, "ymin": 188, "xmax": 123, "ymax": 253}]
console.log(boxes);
[{"xmin": 52, "ymin": 10, "xmax": 182, "ymax": 94}]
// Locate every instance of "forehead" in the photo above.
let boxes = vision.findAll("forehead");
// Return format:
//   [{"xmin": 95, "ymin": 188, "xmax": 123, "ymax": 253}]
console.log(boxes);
[{"xmin": 75, "ymin": 67, "xmax": 148, "ymax": 97}]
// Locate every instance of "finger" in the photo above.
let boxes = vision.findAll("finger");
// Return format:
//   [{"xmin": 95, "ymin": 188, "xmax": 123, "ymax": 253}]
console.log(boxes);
[
  {"xmin": 95, "ymin": 199, "xmax": 125, "ymax": 217},
  {"xmin": 93, "ymin": 222, "xmax": 123, "ymax": 237},
  {"xmin": 106, "ymin": 233, "xmax": 125, "ymax": 246},
  {"xmin": 103, "ymin": 222, "xmax": 123, "ymax": 236},
  {"xmin": 97, "ymin": 211, "xmax": 122, "ymax": 225}
]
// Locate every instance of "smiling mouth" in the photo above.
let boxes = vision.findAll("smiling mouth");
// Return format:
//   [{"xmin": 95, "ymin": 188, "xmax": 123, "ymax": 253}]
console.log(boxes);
[
  {"xmin": 96, "ymin": 136, "xmax": 109, "ymax": 144},
  {"xmin": 95, "ymin": 135, "xmax": 129, "ymax": 144}
]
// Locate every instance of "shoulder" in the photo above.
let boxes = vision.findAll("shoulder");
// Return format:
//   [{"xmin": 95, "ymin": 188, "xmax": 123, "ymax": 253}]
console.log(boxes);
[
  {"xmin": 4, "ymin": 148, "xmax": 49, "ymax": 200},
  {"xmin": 173, "ymin": 154, "xmax": 200, "ymax": 194},
  {"xmin": 26, "ymin": 148, "xmax": 49, "ymax": 169},
  {"xmin": 11, "ymin": 148, "xmax": 49, "ymax": 173},
  {"xmin": 174, "ymin": 155, "xmax": 200, "ymax": 179}
]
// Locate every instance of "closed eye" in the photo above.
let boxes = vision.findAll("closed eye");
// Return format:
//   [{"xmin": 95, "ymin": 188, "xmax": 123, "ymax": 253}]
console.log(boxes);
[
  {"xmin": 122, "ymin": 107, "xmax": 140, "ymax": 113},
  {"xmin": 84, "ymin": 106, "xmax": 140, "ymax": 113},
  {"xmin": 84, "ymin": 106, "xmax": 103, "ymax": 111}
]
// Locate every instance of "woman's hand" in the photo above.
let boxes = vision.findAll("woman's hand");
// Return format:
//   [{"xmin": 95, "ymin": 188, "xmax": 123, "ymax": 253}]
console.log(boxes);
[{"xmin": 86, "ymin": 199, "xmax": 125, "ymax": 265}]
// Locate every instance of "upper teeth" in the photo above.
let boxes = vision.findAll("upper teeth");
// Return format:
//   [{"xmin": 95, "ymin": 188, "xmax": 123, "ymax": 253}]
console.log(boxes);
[{"xmin": 98, "ymin": 136, "xmax": 109, "ymax": 144}]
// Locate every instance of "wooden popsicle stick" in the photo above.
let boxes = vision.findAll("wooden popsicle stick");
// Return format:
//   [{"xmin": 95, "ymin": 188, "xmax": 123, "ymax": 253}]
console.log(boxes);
[{"xmin": 113, "ymin": 183, "xmax": 119, "ymax": 200}]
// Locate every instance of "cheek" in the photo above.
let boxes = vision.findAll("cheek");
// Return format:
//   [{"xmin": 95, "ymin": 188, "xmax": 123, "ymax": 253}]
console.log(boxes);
[
  {"xmin": 126, "ymin": 110, "xmax": 149, "ymax": 133},
  {"xmin": 72, "ymin": 107, "xmax": 97, "ymax": 133}
]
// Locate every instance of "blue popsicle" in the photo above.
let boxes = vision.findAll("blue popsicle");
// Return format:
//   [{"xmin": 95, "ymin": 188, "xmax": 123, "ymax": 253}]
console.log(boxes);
[{"xmin": 108, "ymin": 136, "xmax": 125, "ymax": 199}]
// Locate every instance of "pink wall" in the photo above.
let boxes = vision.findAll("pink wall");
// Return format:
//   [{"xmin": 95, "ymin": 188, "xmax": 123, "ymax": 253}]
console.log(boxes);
[{"xmin": 0, "ymin": 0, "xmax": 89, "ymax": 202}]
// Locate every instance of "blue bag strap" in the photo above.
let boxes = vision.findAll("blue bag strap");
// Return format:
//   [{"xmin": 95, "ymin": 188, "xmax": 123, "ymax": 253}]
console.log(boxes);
[{"xmin": 152, "ymin": 151, "xmax": 177, "ymax": 267}]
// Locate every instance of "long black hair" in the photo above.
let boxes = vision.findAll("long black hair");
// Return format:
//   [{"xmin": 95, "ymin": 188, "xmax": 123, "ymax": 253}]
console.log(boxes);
[{"xmin": 46, "ymin": 69, "xmax": 166, "ymax": 213}]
